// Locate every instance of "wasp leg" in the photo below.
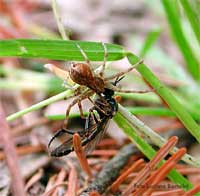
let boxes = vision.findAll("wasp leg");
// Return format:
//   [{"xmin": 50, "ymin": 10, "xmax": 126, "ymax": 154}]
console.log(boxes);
[
  {"xmin": 64, "ymin": 90, "xmax": 93, "ymax": 127},
  {"xmin": 85, "ymin": 108, "xmax": 100, "ymax": 131}
]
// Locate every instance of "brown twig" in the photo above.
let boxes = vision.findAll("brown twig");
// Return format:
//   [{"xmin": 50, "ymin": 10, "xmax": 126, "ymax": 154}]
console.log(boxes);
[
  {"xmin": 89, "ymin": 191, "xmax": 101, "ymax": 196},
  {"xmin": 80, "ymin": 144, "xmax": 139, "ymax": 196},
  {"xmin": 155, "ymin": 120, "xmax": 182, "ymax": 133},
  {"xmin": 41, "ymin": 183, "xmax": 68, "ymax": 196},
  {"xmin": 0, "ymin": 101, "xmax": 26, "ymax": 196},
  {"xmin": 52, "ymin": 168, "xmax": 67, "ymax": 196},
  {"xmin": 11, "ymin": 117, "xmax": 50, "ymax": 137},
  {"xmin": 0, "ymin": 144, "xmax": 45, "ymax": 160},
  {"xmin": 45, "ymin": 175, "xmax": 57, "ymax": 193},
  {"xmin": 122, "ymin": 136, "xmax": 178, "ymax": 196},
  {"xmin": 182, "ymin": 184, "xmax": 200, "ymax": 196},
  {"xmin": 111, "ymin": 159, "xmax": 144, "ymax": 193},
  {"xmin": 91, "ymin": 149, "xmax": 117, "ymax": 156},
  {"xmin": 151, "ymin": 189, "xmax": 185, "ymax": 196},
  {"xmin": 176, "ymin": 167, "xmax": 200, "ymax": 175},
  {"xmin": 97, "ymin": 138, "xmax": 117, "ymax": 147},
  {"xmin": 25, "ymin": 169, "xmax": 44, "ymax": 191},
  {"xmin": 65, "ymin": 161, "xmax": 78, "ymax": 196},
  {"xmin": 135, "ymin": 148, "xmax": 186, "ymax": 195},
  {"xmin": 73, "ymin": 133, "xmax": 93, "ymax": 178}
]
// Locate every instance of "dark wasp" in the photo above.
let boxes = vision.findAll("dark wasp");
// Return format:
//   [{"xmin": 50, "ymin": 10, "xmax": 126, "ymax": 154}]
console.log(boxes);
[
  {"xmin": 48, "ymin": 78, "xmax": 121, "ymax": 156},
  {"xmin": 48, "ymin": 43, "xmax": 146, "ymax": 156}
]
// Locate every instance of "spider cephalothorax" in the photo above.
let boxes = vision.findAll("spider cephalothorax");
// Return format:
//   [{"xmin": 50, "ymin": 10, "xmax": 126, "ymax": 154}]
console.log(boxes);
[{"xmin": 69, "ymin": 62, "xmax": 105, "ymax": 94}]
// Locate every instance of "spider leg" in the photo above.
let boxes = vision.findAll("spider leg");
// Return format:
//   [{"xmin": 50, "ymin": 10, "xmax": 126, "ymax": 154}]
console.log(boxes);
[
  {"xmin": 114, "ymin": 88, "xmax": 153, "ymax": 94},
  {"xmin": 63, "ymin": 86, "xmax": 84, "ymax": 101},
  {"xmin": 76, "ymin": 43, "xmax": 90, "ymax": 65},
  {"xmin": 104, "ymin": 59, "xmax": 143, "ymax": 81},
  {"xmin": 99, "ymin": 42, "xmax": 108, "ymax": 77},
  {"xmin": 65, "ymin": 97, "xmax": 82, "ymax": 127},
  {"xmin": 106, "ymin": 83, "xmax": 153, "ymax": 94},
  {"xmin": 88, "ymin": 97, "xmax": 109, "ymax": 116},
  {"xmin": 64, "ymin": 90, "xmax": 94, "ymax": 127},
  {"xmin": 78, "ymin": 100, "xmax": 85, "ymax": 119}
]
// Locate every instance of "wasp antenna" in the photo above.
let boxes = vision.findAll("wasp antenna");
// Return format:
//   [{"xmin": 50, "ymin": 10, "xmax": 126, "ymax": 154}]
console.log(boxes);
[{"xmin": 114, "ymin": 76, "xmax": 125, "ymax": 86}]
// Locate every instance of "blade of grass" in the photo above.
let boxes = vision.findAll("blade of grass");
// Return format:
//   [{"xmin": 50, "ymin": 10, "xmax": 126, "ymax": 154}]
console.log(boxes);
[
  {"xmin": 114, "ymin": 113, "xmax": 196, "ymax": 193},
  {"xmin": 140, "ymin": 28, "xmax": 162, "ymax": 58},
  {"xmin": 51, "ymin": 0, "xmax": 69, "ymax": 40},
  {"xmin": 0, "ymin": 78, "xmax": 64, "ymax": 93},
  {"xmin": 6, "ymin": 89, "xmax": 74, "ymax": 122},
  {"xmin": 117, "ymin": 92, "xmax": 160, "ymax": 104},
  {"xmin": 0, "ymin": 65, "xmax": 64, "ymax": 93},
  {"xmin": 127, "ymin": 106, "xmax": 175, "ymax": 117},
  {"xmin": 46, "ymin": 107, "xmax": 176, "ymax": 120},
  {"xmin": 127, "ymin": 52, "xmax": 200, "ymax": 143},
  {"xmin": 0, "ymin": 39, "xmax": 125, "ymax": 61},
  {"xmin": 118, "ymin": 105, "xmax": 200, "ymax": 167},
  {"xmin": 180, "ymin": 0, "xmax": 200, "ymax": 46},
  {"xmin": 161, "ymin": 0, "xmax": 200, "ymax": 80}
]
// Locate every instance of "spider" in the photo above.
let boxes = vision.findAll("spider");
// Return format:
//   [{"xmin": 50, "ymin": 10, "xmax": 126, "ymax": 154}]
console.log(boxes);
[
  {"xmin": 45, "ymin": 42, "xmax": 151, "ymax": 126},
  {"xmin": 63, "ymin": 42, "xmax": 150, "ymax": 126}
]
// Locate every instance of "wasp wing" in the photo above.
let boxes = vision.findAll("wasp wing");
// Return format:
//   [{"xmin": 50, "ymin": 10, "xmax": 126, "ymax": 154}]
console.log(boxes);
[
  {"xmin": 84, "ymin": 117, "xmax": 110, "ymax": 154},
  {"xmin": 49, "ymin": 128, "xmax": 85, "ymax": 157}
]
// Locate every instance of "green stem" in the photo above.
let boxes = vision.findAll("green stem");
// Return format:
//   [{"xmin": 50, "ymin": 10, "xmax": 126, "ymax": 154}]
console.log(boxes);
[
  {"xmin": 118, "ymin": 105, "xmax": 200, "ymax": 167},
  {"xmin": 51, "ymin": 0, "xmax": 69, "ymax": 40},
  {"xmin": 6, "ymin": 89, "xmax": 73, "ymax": 122},
  {"xmin": 46, "ymin": 106, "xmax": 176, "ymax": 120}
]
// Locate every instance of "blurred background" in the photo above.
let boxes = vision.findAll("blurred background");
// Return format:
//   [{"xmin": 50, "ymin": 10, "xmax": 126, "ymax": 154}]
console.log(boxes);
[{"xmin": 1, "ymin": 0, "xmax": 200, "ymax": 195}]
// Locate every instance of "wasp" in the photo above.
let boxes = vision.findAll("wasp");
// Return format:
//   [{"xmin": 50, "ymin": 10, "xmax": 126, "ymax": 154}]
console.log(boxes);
[{"xmin": 48, "ymin": 78, "xmax": 121, "ymax": 156}]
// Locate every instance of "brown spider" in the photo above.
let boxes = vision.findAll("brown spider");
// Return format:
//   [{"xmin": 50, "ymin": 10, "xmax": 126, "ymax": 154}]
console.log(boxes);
[
  {"xmin": 62, "ymin": 42, "xmax": 151, "ymax": 126},
  {"xmin": 45, "ymin": 42, "xmax": 151, "ymax": 126}
]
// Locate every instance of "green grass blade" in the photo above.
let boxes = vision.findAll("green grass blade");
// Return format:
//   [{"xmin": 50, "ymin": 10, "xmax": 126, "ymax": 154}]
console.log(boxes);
[
  {"xmin": 127, "ymin": 106, "xmax": 175, "ymax": 117},
  {"xmin": 161, "ymin": 0, "xmax": 200, "ymax": 80},
  {"xmin": 6, "ymin": 89, "xmax": 73, "ymax": 122},
  {"xmin": 114, "ymin": 113, "xmax": 195, "ymax": 192},
  {"xmin": 127, "ymin": 52, "xmax": 200, "ymax": 143},
  {"xmin": 180, "ymin": 0, "xmax": 200, "ymax": 46},
  {"xmin": 46, "ymin": 107, "xmax": 175, "ymax": 120},
  {"xmin": 0, "ymin": 39, "xmax": 125, "ymax": 61},
  {"xmin": 119, "ymin": 105, "xmax": 200, "ymax": 167},
  {"xmin": 140, "ymin": 28, "xmax": 162, "ymax": 57}
]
